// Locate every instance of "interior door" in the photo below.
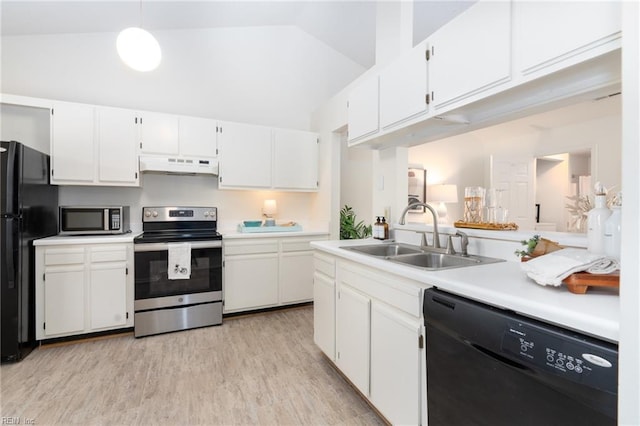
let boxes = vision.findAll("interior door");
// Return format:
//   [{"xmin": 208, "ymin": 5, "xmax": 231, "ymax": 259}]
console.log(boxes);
[{"xmin": 489, "ymin": 155, "xmax": 535, "ymax": 230}]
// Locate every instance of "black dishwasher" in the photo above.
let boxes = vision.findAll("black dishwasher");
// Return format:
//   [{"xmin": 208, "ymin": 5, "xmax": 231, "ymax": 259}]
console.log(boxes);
[{"xmin": 423, "ymin": 288, "xmax": 618, "ymax": 426}]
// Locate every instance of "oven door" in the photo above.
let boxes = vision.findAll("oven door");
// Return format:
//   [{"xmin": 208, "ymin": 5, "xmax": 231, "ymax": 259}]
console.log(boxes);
[{"xmin": 134, "ymin": 241, "xmax": 222, "ymax": 309}]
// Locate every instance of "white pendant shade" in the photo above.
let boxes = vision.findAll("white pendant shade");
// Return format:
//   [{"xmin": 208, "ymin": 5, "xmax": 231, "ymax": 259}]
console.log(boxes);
[{"xmin": 117, "ymin": 27, "xmax": 161, "ymax": 72}]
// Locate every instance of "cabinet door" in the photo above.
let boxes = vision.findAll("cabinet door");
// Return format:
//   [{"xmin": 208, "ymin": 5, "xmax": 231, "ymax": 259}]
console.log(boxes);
[
  {"xmin": 347, "ymin": 75, "xmax": 379, "ymax": 142},
  {"xmin": 90, "ymin": 263, "xmax": 127, "ymax": 330},
  {"xmin": 217, "ymin": 121, "xmax": 272, "ymax": 189},
  {"xmin": 515, "ymin": 1, "xmax": 621, "ymax": 76},
  {"xmin": 224, "ymin": 253, "xmax": 278, "ymax": 312},
  {"xmin": 313, "ymin": 271, "xmax": 335, "ymax": 360},
  {"xmin": 272, "ymin": 129, "xmax": 318, "ymax": 190},
  {"xmin": 97, "ymin": 107, "xmax": 139, "ymax": 185},
  {"xmin": 280, "ymin": 251, "xmax": 314, "ymax": 303},
  {"xmin": 51, "ymin": 102, "xmax": 95, "ymax": 183},
  {"xmin": 336, "ymin": 284, "xmax": 370, "ymax": 396},
  {"xmin": 370, "ymin": 301, "xmax": 422, "ymax": 426},
  {"xmin": 43, "ymin": 268, "xmax": 85, "ymax": 336},
  {"xmin": 139, "ymin": 111, "xmax": 179, "ymax": 155},
  {"xmin": 429, "ymin": 0, "xmax": 511, "ymax": 110},
  {"xmin": 179, "ymin": 116, "xmax": 217, "ymax": 158},
  {"xmin": 379, "ymin": 43, "xmax": 429, "ymax": 130}
]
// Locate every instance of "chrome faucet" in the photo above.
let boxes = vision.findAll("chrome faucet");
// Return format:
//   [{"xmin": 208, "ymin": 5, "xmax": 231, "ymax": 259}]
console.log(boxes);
[{"xmin": 398, "ymin": 202, "xmax": 441, "ymax": 249}]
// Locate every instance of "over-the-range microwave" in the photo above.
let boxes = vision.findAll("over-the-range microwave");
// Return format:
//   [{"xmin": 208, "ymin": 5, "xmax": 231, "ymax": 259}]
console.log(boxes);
[{"xmin": 59, "ymin": 206, "xmax": 130, "ymax": 236}]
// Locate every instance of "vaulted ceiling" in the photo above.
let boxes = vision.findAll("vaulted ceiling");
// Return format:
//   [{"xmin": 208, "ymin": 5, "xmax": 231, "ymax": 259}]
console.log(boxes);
[
  {"xmin": 0, "ymin": 1, "xmax": 474, "ymax": 129},
  {"xmin": 1, "ymin": 1, "xmax": 474, "ymax": 69}
]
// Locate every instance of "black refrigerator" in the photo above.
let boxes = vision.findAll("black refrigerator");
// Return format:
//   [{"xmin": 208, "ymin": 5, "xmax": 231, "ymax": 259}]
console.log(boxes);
[{"xmin": 1, "ymin": 140, "xmax": 58, "ymax": 363}]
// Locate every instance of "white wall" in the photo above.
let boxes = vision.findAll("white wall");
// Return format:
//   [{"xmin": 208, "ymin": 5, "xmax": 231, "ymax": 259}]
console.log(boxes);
[
  {"xmin": 408, "ymin": 97, "xmax": 621, "ymax": 229},
  {"xmin": 57, "ymin": 175, "xmax": 320, "ymax": 234},
  {"xmin": 1, "ymin": 25, "xmax": 365, "ymax": 234},
  {"xmin": 1, "ymin": 26, "xmax": 364, "ymax": 131},
  {"xmin": 0, "ymin": 104, "xmax": 50, "ymax": 154}
]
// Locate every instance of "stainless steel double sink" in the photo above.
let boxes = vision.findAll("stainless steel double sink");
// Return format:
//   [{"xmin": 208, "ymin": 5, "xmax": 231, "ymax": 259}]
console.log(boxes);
[{"xmin": 343, "ymin": 242, "xmax": 504, "ymax": 271}]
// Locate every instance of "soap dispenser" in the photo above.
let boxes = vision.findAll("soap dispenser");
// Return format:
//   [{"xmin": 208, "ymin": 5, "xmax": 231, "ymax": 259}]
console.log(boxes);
[
  {"xmin": 381, "ymin": 217, "xmax": 389, "ymax": 240},
  {"xmin": 587, "ymin": 182, "xmax": 612, "ymax": 254},
  {"xmin": 374, "ymin": 217, "xmax": 382, "ymax": 240}
]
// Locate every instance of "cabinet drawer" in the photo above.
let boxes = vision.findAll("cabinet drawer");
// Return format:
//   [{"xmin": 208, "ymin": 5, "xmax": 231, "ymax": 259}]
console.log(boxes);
[
  {"xmin": 44, "ymin": 248, "xmax": 85, "ymax": 266},
  {"xmin": 281, "ymin": 239, "xmax": 313, "ymax": 252},
  {"xmin": 90, "ymin": 246, "xmax": 127, "ymax": 263},
  {"xmin": 224, "ymin": 240, "xmax": 279, "ymax": 255},
  {"xmin": 314, "ymin": 252, "xmax": 336, "ymax": 278},
  {"xmin": 338, "ymin": 260, "xmax": 422, "ymax": 317}
]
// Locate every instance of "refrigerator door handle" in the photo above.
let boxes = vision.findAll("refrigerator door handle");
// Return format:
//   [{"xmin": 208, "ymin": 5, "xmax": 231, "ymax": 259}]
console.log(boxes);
[
  {"xmin": 3, "ymin": 142, "xmax": 17, "ymax": 213},
  {"xmin": 4, "ymin": 218, "xmax": 17, "ymax": 289}
]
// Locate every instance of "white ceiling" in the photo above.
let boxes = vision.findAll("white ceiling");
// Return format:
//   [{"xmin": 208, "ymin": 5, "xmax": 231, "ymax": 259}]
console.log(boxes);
[{"xmin": 0, "ymin": 1, "xmax": 475, "ymax": 69}]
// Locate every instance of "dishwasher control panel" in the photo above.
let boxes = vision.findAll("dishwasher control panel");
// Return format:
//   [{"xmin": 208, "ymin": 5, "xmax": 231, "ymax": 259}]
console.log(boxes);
[{"xmin": 501, "ymin": 321, "xmax": 617, "ymax": 392}]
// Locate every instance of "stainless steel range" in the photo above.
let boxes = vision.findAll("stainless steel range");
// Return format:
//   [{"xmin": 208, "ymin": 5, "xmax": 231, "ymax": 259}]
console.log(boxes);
[{"xmin": 133, "ymin": 206, "xmax": 222, "ymax": 337}]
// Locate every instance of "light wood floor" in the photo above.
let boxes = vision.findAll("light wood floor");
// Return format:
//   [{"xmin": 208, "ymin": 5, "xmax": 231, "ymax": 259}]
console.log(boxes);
[{"xmin": 1, "ymin": 306, "xmax": 385, "ymax": 425}]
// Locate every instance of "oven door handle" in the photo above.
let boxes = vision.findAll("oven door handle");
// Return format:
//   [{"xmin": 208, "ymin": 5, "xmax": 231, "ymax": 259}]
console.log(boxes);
[{"xmin": 134, "ymin": 241, "xmax": 222, "ymax": 252}]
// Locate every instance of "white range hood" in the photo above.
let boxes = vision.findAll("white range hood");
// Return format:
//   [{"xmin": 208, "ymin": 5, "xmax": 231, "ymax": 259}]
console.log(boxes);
[{"xmin": 139, "ymin": 155, "xmax": 218, "ymax": 176}]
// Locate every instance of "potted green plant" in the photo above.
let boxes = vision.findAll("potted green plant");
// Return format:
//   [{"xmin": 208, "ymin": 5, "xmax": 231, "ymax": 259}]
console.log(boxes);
[{"xmin": 340, "ymin": 205, "xmax": 372, "ymax": 240}]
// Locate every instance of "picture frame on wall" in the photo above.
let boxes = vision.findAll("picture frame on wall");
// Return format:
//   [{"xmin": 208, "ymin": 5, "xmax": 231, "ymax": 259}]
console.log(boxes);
[{"xmin": 408, "ymin": 165, "xmax": 426, "ymax": 213}]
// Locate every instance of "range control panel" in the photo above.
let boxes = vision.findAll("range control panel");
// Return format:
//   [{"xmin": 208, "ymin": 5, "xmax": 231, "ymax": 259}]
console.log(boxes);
[
  {"xmin": 501, "ymin": 322, "xmax": 617, "ymax": 392},
  {"xmin": 142, "ymin": 206, "xmax": 217, "ymax": 222}
]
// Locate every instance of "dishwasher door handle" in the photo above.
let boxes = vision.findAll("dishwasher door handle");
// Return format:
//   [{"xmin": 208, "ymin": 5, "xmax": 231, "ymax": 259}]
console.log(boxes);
[{"xmin": 469, "ymin": 341, "xmax": 530, "ymax": 372}]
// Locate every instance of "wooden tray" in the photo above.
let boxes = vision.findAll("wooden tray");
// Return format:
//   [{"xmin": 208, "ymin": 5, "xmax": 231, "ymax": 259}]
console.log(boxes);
[
  {"xmin": 454, "ymin": 221, "xmax": 519, "ymax": 231},
  {"xmin": 562, "ymin": 271, "xmax": 620, "ymax": 294}
]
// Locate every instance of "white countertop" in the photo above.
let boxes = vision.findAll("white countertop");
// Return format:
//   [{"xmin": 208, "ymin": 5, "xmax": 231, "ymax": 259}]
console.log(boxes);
[
  {"xmin": 312, "ymin": 239, "xmax": 619, "ymax": 343},
  {"xmin": 34, "ymin": 232, "xmax": 141, "ymax": 246}
]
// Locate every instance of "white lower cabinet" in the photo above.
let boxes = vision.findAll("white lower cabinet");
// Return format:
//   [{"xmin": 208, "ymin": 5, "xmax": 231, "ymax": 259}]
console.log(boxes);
[
  {"xmin": 315, "ymin": 254, "xmax": 425, "ymax": 425},
  {"xmin": 224, "ymin": 250, "xmax": 279, "ymax": 312},
  {"xmin": 223, "ymin": 234, "xmax": 328, "ymax": 313},
  {"xmin": 336, "ymin": 283, "xmax": 371, "ymax": 396},
  {"xmin": 370, "ymin": 301, "xmax": 422, "ymax": 426},
  {"xmin": 43, "ymin": 264, "xmax": 85, "ymax": 336},
  {"xmin": 313, "ymin": 252, "xmax": 336, "ymax": 360},
  {"xmin": 36, "ymin": 243, "xmax": 134, "ymax": 339}
]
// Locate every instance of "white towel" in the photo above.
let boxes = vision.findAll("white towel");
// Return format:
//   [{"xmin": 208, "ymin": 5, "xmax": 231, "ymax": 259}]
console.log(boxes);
[
  {"xmin": 168, "ymin": 243, "xmax": 191, "ymax": 280},
  {"xmin": 520, "ymin": 248, "xmax": 619, "ymax": 287}
]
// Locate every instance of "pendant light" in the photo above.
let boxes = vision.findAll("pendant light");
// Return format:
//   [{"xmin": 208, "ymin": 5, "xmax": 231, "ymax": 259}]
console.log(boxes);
[{"xmin": 117, "ymin": 0, "xmax": 161, "ymax": 72}]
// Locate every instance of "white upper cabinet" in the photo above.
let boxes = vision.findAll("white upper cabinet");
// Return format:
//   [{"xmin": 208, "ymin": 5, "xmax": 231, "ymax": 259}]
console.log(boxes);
[
  {"xmin": 97, "ymin": 107, "xmax": 139, "ymax": 185},
  {"xmin": 51, "ymin": 102, "xmax": 95, "ymax": 184},
  {"xmin": 379, "ymin": 41, "xmax": 429, "ymax": 130},
  {"xmin": 178, "ymin": 116, "xmax": 218, "ymax": 158},
  {"xmin": 514, "ymin": 1, "xmax": 622, "ymax": 77},
  {"xmin": 272, "ymin": 128, "xmax": 318, "ymax": 190},
  {"xmin": 347, "ymin": 74, "xmax": 379, "ymax": 142},
  {"xmin": 139, "ymin": 111, "xmax": 179, "ymax": 155},
  {"xmin": 218, "ymin": 122, "xmax": 319, "ymax": 191},
  {"xmin": 51, "ymin": 102, "xmax": 139, "ymax": 186},
  {"xmin": 218, "ymin": 121, "xmax": 273, "ymax": 189},
  {"xmin": 429, "ymin": 0, "xmax": 512, "ymax": 111}
]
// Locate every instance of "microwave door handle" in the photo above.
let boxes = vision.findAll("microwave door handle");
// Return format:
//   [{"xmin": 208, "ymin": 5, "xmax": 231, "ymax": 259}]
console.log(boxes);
[{"xmin": 104, "ymin": 209, "xmax": 110, "ymax": 231}]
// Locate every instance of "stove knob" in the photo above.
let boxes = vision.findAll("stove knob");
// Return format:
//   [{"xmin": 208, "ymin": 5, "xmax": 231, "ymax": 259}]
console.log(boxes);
[
  {"xmin": 152, "ymin": 211, "xmax": 158, "ymax": 218},
  {"xmin": 204, "ymin": 211, "xmax": 209, "ymax": 217},
  {"xmin": 144, "ymin": 211, "xmax": 151, "ymax": 218}
]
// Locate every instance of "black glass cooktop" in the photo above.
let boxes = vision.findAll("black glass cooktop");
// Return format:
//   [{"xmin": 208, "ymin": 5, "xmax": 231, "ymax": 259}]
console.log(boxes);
[{"xmin": 134, "ymin": 231, "xmax": 222, "ymax": 244}]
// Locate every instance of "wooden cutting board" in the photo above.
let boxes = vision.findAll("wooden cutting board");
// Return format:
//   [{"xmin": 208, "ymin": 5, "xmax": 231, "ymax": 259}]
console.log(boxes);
[{"xmin": 562, "ymin": 271, "xmax": 620, "ymax": 294}]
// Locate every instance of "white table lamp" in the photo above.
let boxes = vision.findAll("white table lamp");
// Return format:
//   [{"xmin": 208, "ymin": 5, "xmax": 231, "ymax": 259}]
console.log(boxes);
[
  {"xmin": 263, "ymin": 199, "xmax": 277, "ymax": 226},
  {"xmin": 427, "ymin": 184, "xmax": 459, "ymax": 223}
]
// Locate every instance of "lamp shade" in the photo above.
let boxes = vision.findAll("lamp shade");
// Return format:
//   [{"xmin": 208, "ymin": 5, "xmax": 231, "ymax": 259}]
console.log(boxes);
[
  {"xmin": 117, "ymin": 27, "xmax": 161, "ymax": 72},
  {"xmin": 263, "ymin": 199, "xmax": 277, "ymax": 216},
  {"xmin": 428, "ymin": 184, "xmax": 458, "ymax": 203}
]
